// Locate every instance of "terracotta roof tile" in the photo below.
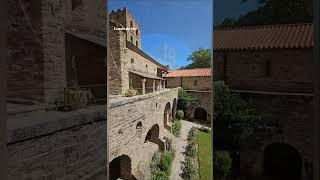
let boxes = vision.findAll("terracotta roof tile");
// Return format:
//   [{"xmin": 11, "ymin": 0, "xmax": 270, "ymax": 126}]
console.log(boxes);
[
  {"xmin": 164, "ymin": 68, "xmax": 211, "ymax": 78},
  {"xmin": 214, "ymin": 23, "xmax": 314, "ymax": 50}
]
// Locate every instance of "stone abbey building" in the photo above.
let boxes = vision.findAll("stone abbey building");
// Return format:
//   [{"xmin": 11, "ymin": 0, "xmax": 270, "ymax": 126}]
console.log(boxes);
[
  {"xmin": 214, "ymin": 23, "xmax": 314, "ymax": 180},
  {"xmin": 165, "ymin": 68, "xmax": 212, "ymax": 123},
  {"xmin": 7, "ymin": 1, "xmax": 178, "ymax": 179}
]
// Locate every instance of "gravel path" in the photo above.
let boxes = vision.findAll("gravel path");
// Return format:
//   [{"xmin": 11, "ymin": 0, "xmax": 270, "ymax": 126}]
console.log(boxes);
[{"xmin": 170, "ymin": 120, "xmax": 203, "ymax": 180}]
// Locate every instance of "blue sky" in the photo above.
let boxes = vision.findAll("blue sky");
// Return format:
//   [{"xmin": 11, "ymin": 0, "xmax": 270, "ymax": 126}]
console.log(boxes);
[{"xmin": 109, "ymin": 0, "xmax": 258, "ymax": 69}]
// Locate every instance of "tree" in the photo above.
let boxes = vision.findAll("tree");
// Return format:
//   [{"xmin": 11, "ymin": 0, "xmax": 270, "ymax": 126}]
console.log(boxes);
[
  {"xmin": 213, "ymin": 81, "xmax": 279, "ymax": 151},
  {"xmin": 181, "ymin": 48, "xmax": 211, "ymax": 69},
  {"xmin": 217, "ymin": 0, "xmax": 312, "ymax": 28}
]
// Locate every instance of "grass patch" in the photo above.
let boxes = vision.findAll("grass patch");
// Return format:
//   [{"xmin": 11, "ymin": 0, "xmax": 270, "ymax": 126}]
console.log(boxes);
[{"xmin": 197, "ymin": 131, "xmax": 212, "ymax": 180}]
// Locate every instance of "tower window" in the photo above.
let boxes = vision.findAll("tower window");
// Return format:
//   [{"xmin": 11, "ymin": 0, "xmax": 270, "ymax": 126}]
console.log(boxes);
[
  {"xmin": 194, "ymin": 80, "xmax": 198, "ymax": 86},
  {"xmin": 266, "ymin": 59, "xmax": 271, "ymax": 77},
  {"xmin": 136, "ymin": 29, "xmax": 139, "ymax": 36},
  {"xmin": 130, "ymin": 21, "xmax": 133, "ymax": 27},
  {"xmin": 72, "ymin": 0, "xmax": 82, "ymax": 10},
  {"xmin": 131, "ymin": 58, "xmax": 134, "ymax": 63},
  {"xmin": 130, "ymin": 36, "xmax": 133, "ymax": 43},
  {"xmin": 136, "ymin": 41, "xmax": 138, "ymax": 47}
]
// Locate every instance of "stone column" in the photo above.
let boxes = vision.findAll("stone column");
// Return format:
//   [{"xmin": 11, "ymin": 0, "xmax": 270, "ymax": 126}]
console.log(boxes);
[
  {"xmin": 141, "ymin": 79, "xmax": 146, "ymax": 94},
  {"xmin": 163, "ymin": 81, "xmax": 166, "ymax": 89},
  {"xmin": 153, "ymin": 80, "xmax": 156, "ymax": 92},
  {"xmin": 130, "ymin": 78, "xmax": 133, "ymax": 89}
]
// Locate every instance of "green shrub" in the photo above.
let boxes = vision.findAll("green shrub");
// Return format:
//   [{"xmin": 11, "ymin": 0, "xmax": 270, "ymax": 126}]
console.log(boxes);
[
  {"xmin": 177, "ymin": 89, "xmax": 199, "ymax": 111},
  {"xmin": 176, "ymin": 110, "xmax": 184, "ymax": 120},
  {"xmin": 164, "ymin": 137, "xmax": 173, "ymax": 152},
  {"xmin": 213, "ymin": 151, "xmax": 232, "ymax": 180},
  {"xmin": 200, "ymin": 126, "xmax": 210, "ymax": 133},
  {"xmin": 172, "ymin": 120, "xmax": 182, "ymax": 137},
  {"xmin": 150, "ymin": 151, "xmax": 174, "ymax": 180},
  {"xmin": 181, "ymin": 156, "xmax": 196, "ymax": 180},
  {"xmin": 125, "ymin": 89, "xmax": 138, "ymax": 97},
  {"xmin": 185, "ymin": 142, "xmax": 196, "ymax": 157}
]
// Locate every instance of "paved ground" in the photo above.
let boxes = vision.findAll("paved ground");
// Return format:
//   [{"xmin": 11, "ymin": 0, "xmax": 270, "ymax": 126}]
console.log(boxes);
[{"xmin": 170, "ymin": 120, "xmax": 203, "ymax": 180}]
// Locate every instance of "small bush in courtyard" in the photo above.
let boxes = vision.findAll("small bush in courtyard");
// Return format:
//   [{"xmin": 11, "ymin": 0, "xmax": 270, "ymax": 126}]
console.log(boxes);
[
  {"xmin": 124, "ymin": 89, "xmax": 137, "ymax": 97},
  {"xmin": 185, "ymin": 141, "xmax": 196, "ymax": 157},
  {"xmin": 164, "ymin": 137, "xmax": 173, "ymax": 152},
  {"xmin": 150, "ymin": 151, "xmax": 175, "ymax": 180},
  {"xmin": 200, "ymin": 126, "xmax": 210, "ymax": 133},
  {"xmin": 214, "ymin": 151, "xmax": 232, "ymax": 180},
  {"xmin": 176, "ymin": 110, "xmax": 184, "ymax": 120},
  {"xmin": 181, "ymin": 156, "xmax": 196, "ymax": 180},
  {"xmin": 172, "ymin": 120, "xmax": 182, "ymax": 137}
]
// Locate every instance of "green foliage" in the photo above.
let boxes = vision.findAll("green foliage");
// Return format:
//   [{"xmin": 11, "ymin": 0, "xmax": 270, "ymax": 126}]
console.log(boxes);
[
  {"xmin": 180, "ymin": 48, "xmax": 211, "ymax": 69},
  {"xmin": 218, "ymin": 0, "xmax": 312, "ymax": 28},
  {"xmin": 177, "ymin": 89, "xmax": 199, "ymax": 112},
  {"xmin": 185, "ymin": 141, "xmax": 197, "ymax": 157},
  {"xmin": 176, "ymin": 110, "xmax": 184, "ymax": 120},
  {"xmin": 164, "ymin": 137, "xmax": 173, "ymax": 152},
  {"xmin": 172, "ymin": 120, "xmax": 182, "ymax": 137},
  {"xmin": 213, "ymin": 81, "xmax": 278, "ymax": 150},
  {"xmin": 200, "ymin": 126, "xmax": 211, "ymax": 133},
  {"xmin": 151, "ymin": 151, "xmax": 174, "ymax": 180},
  {"xmin": 213, "ymin": 151, "xmax": 232, "ymax": 180},
  {"xmin": 125, "ymin": 89, "xmax": 138, "ymax": 97},
  {"xmin": 181, "ymin": 156, "xmax": 196, "ymax": 180}
]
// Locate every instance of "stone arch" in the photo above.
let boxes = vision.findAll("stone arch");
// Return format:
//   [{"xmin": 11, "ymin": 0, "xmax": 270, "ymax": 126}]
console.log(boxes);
[
  {"xmin": 263, "ymin": 143, "xmax": 302, "ymax": 180},
  {"xmin": 163, "ymin": 102, "xmax": 172, "ymax": 131},
  {"xmin": 194, "ymin": 107, "xmax": 208, "ymax": 122},
  {"xmin": 109, "ymin": 155, "xmax": 137, "ymax": 180},
  {"xmin": 136, "ymin": 121, "xmax": 142, "ymax": 138},
  {"xmin": 172, "ymin": 98, "xmax": 177, "ymax": 118},
  {"xmin": 144, "ymin": 124, "xmax": 165, "ymax": 151}
]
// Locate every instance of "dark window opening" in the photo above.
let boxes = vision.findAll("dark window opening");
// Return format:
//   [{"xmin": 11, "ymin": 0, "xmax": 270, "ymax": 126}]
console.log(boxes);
[
  {"xmin": 130, "ymin": 21, "xmax": 133, "ymax": 27},
  {"xmin": 136, "ymin": 29, "xmax": 139, "ymax": 36},
  {"xmin": 130, "ymin": 36, "xmax": 133, "ymax": 43},
  {"xmin": 136, "ymin": 41, "xmax": 138, "ymax": 47},
  {"xmin": 131, "ymin": 58, "xmax": 134, "ymax": 63},
  {"xmin": 266, "ymin": 59, "xmax": 271, "ymax": 77},
  {"xmin": 72, "ymin": 0, "xmax": 82, "ymax": 10},
  {"xmin": 194, "ymin": 80, "xmax": 198, "ymax": 86}
]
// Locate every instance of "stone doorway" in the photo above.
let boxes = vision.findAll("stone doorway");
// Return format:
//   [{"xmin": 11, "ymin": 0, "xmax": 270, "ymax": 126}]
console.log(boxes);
[
  {"xmin": 172, "ymin": 98, "xmax": 177, "ymax": 118},
  {"xmin": 163, "ymin": 102, "xmax": 172, "ymax": 131},
  {"xmin": 109, "ymin": 155, "xmax": 137, "ymax": 180},
  {"xmin": 194, "ymin": 107, "xmax": 207, "ymax": 122},
  {"xmin": 144, "ymin": 124, "xmax": 165, "ymax": 151},
  {"xmin": 263, "ymin": 143, "xmax": 302, "ymax": 180}
]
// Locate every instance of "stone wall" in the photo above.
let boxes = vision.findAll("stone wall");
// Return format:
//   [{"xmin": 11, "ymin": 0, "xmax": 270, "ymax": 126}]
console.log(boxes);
[
  {"xmin": 7, "ymin": 0, "xmax": 44, "ymax": 102},
  {"xmin": 214, "ymin": 50, "xmax": 313, "ymax": 93},
  {"xmin": 7, "ymin": 0, "xmax": 107, "ymax": 103},
  {"xmin": 7, "ymin": 106, "xmax": 107, "ymax": 180},
  {"xmin": 166, "ymin": 76, "xmax": 211, "ymax": 91},
  {"xmin": 109, "ymin": 88, "xmax": 179, "ymax": 179},
  {"xmin": 109, "ymin": 21, "xmax": 166, "ymax": 95},
  {"xmin": 236, "ymin": 91, "xmax": 313, "ymax": 180}
]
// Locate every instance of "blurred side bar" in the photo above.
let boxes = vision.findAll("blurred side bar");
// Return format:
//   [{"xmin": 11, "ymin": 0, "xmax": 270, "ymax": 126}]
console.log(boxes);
[
  {"xmin": 313, "ymin": 0, "xmax": 320, "ymax": 179},
  {"xmin": 0, "ymin": 0, "xmax": 7, "ymax": 179}
]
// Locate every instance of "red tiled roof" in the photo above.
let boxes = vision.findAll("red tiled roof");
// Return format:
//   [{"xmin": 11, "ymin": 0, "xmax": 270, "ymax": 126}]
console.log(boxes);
[
  {"xmin": 214, "ymin": 23, "xmax": 314, "ymax": 51},
  {"xmin": 164, "ymin": 68, "xmax": 211, "ymax": 78}
]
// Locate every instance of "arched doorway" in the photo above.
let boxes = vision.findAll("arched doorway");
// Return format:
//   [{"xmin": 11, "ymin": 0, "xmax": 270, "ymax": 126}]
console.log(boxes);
[
  {"xmin": 163, "ymin": 102, "xmax": 171, "ymax": 131},
  {"xmin": 172, "ymin": 98, "xmax": 177, "ymax": 118},
  {"xmin": 263, "ymin": 143, "xmax": 302, "ymax": 180},
  {"xmin": 109, "ymin": 155, "xmax": 137, "ymax": 180},
  {"xmin": 144, "ymin": 124, "xmax": 165, "ymax": 151},
  {"xmin": 194, "ymin": 107, "xmax": 207, "ymax": 122}
]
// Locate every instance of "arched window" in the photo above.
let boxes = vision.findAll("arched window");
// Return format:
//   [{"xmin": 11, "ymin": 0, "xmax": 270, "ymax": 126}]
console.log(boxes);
[
  {"xmin": 136, "ymin": 122, "xmax": 142, "ymax": 138},
  {"xmin": 194, "ymin": 80, "xmax": 198, "ymax": 86},
  {"xmin": 131, "ymin": 58, "xmax": 134, "ymax": 64}
]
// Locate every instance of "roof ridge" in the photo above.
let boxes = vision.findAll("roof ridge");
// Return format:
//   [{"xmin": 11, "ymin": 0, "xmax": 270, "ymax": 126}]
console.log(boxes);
[
  {"xmin": 215, "ymin": 23, "xmax": 312, "ymax": 31},
  {"xmin": 170, "ymin": 68, "xmax": 211, "ymax": 71}
]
